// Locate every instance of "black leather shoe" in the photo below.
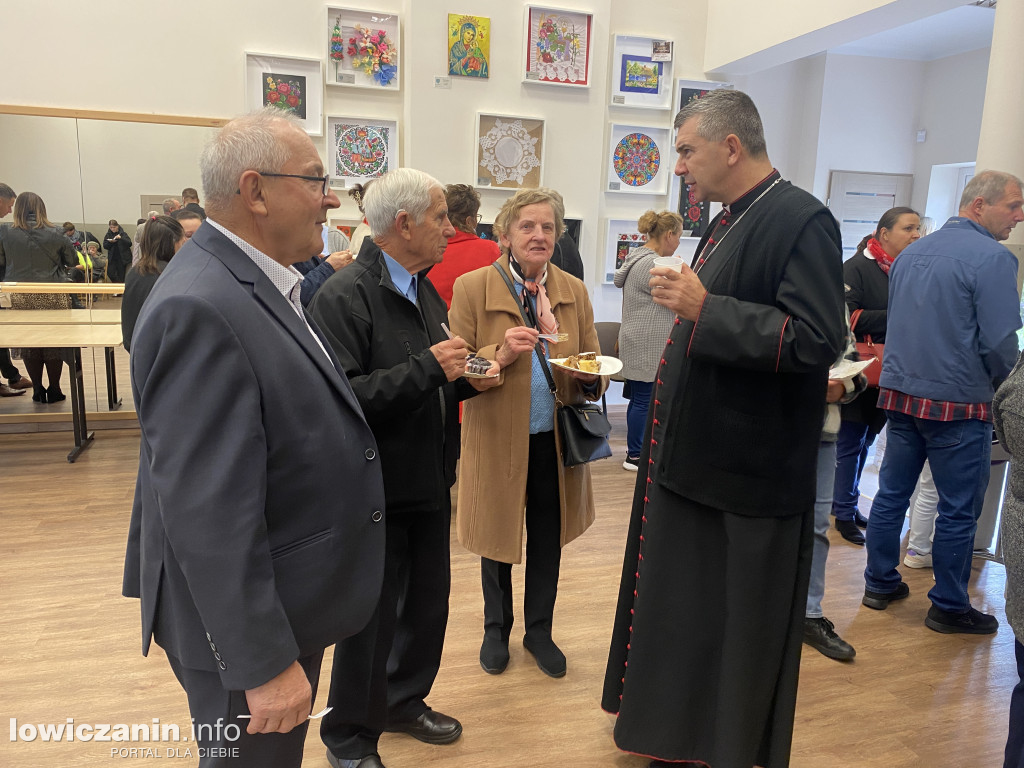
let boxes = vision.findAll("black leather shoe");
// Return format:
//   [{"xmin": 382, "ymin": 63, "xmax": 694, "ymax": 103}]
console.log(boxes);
[
  {"xmin": 480, "ymin": 634, "xmax": 509, "ymax": 674},
  {"xmin": 854, "ymin": 511, "xmax": 869, "ymax": 529},
  {"xmin": 386, "ymin": 710, "xmax": 462, "ymax": 745},
  {"xmin": 523, "ymin": 635, "xmax": 566, "ymax": 678},
  {"xmin": 925, "ymin": 605, "xmax": 998, "ymax": 635},
  {"xmin": 803, "ymin": 617, "xmax": 856, "ymax": 660},
  {"xmin": 836, "ymin": 518, "xmax": 865, "ymax": 545},
  {"xmin": 326, "ymin": 752, "xmax": 386, "ymax": 768},
  {"xmin": 862, "ymin": 581, "xmax": 910, "ymax": 610}
]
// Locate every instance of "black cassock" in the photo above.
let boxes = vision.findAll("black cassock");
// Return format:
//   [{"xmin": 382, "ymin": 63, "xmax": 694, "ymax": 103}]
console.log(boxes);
[{"xmin": 602, "ymin": 172, "xmax": 845, "ymax": 768}]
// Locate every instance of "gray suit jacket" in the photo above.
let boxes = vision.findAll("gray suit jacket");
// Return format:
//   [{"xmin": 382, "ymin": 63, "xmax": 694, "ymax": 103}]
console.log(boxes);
[{"xmin": 122, "ymin": 222, "xmax": 386, "ymax": 691}]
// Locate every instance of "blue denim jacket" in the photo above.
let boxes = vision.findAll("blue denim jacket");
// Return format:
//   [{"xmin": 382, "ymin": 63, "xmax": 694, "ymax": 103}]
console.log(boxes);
[{"xmin": 880, "ymin": 217, "xmax": 1021, "ymax": 403}]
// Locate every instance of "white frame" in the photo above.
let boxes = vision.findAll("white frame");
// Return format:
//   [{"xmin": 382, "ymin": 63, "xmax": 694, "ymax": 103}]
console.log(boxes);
[
  {"xmin": 522, "ymin": 5, "xmax": 593, "ymax": 88},
  {"xmin": 245, "ymin": 52, "xmax": 324, "ymax": 136},
  {"xmin": 609, "ymin": 34, "xmax": 675, "ymax": 110},
  {"xmin": 606, "ymin": 122, "xmax": 671, "ymax": 196},
  {"xmin": 325, "ymin": 116, "xmax": 399, "ymax": 189},
  {"xmin": 603, "ymin": 218, "xmax": 648, "ymax": 284},
  {"xmin": 669, "ymin": 79, "xmax": 730, "ymax": 224},
  {"xmin": 325, "ymin": 6, "xmax": 401, "ymax": 90},
  {"xmin": 474, "ymin": 112, "xmax": 546, "ymax": 190}
]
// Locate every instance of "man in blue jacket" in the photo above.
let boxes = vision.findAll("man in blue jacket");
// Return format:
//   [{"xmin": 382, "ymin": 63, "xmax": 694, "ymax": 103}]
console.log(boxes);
[{"xmin": 863, "ymin": 169, "xmax": 1024, "ymax": 634}]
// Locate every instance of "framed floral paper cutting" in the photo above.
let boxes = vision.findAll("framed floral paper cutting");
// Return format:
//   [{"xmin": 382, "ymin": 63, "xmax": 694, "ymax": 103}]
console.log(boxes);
[
  {"xmin": 609, "ymin": 35, "xmax": 674, "ymax": 110},
  {"xmin": 326, "ymin": 116, "xmax": 399, "ymax": 189},
  {"xmin": 606, "ymin": 123, "xmax": 671, "ymax": 196},
  {"xmin": 523, "ymin": 6, "xmax": 592, "ymax": 87},
  {"xmin": 604, "ymin": 219, "xmax": 647, "ymax": 283},
  {"xmin": 475, "ymin": 113, "xmax": 545, "ymax": 189},
  {"xmin": 326, "ymin": 7, "xmax": 400, "ymax": 90},
  {"xmin": 245, "ymin": 52, "xmax": 324, "ymax": 136}
]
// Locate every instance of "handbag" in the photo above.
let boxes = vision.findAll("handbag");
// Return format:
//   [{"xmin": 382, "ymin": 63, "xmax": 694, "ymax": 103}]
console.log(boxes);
[
  {"xmin": 850, "ymin": 308, "xmax": 883, "ymax": 388},
  {"xmin": 492, "ymin": 263, "xmax": 612, "ymax": 467}
]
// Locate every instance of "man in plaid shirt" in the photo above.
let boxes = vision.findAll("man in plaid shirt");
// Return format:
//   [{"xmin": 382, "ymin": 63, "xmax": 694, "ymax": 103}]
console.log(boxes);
[{"xmin": 863, "ymin": 170, "xmax": 1023, "ymax": 634}]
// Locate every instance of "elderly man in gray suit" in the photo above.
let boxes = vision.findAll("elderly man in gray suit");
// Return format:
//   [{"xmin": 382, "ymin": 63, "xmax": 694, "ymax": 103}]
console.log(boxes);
[{"xmin": 123, "ymin": 109, "xmax": 387, "ymax": 768}]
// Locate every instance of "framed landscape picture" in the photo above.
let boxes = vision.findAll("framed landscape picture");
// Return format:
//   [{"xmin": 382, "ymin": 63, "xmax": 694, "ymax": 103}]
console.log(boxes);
[
  {"xmin": 245, "ymin": 52, "xmax": 324, "ymax": 136},
  {"xmin": 523, "ymin": 6, "xmax": 592, "ymax": 87},
  {"xmin": 606, "ymin": 123, "xmax": 671, "ymax": 196},
  {"xmin": 325, "ymin": 116, "xmax": 399, "ymax": 188},
  {"xmin": 669, "ymin": 79, "xmax": 730, "ymax": 234},
  {"xmin": 475, "ymin": 113, "xmax": 545, "ymax": 189},
  {"xmin": 603, "ymin": 218, "xmax": 647, "ymax": 283},
  {"xmin": 326, "ymin": 6, "xmax": 400, "ymax": 90},
  {"xmin": 609, "ymin": 35, "xmax": 674, "ymax": 110}
]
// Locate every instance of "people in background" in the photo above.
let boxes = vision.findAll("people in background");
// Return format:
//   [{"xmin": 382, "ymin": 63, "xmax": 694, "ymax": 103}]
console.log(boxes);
[
  {"xmin": 863, "ymin": 170, "xmax": 1023, "ymax": 635},
  {"xmin": 904, "ymin": 461, "xmax": 938, "ymax": 568},
  {"xmin": 427, "ymin": 183, "xmax": 500, "ymax": 308},
  {"xmin": 61, "ymin": 221, "xmax": 101, "ymax": 253},
  {"xmin": 181, "ymin": 187, "xmax": 206, "ymax": 219},
  {"xmin": 103, "ymin": 219, "xmax": 133, "ymax": 282},
  {"xmin": 449, "ymin": 187, "xmax": 605, "ymax": 680},
  {"xmin": 832, "ymin": 206, "xmax": 920, "ymax": 545},
  {"xmin": 123, "ymin": 109, "xmax": 385, "ymax": 768},
  {"xmin": 293, "ymin": 224, "xmax": 353, "ymax": 307},
  {"xmin": 602, "ymin": 90, "xmax": 844, "ymax": 768},
  {"xmin": 348, "ymin": 180, "xmax": 374, "ymax": 256},
  {"xmin": 614, "ymin": 209, "xmax": 683, "ymax": 471},
  {"xmin": 0, "ymin": 191, "xmax": 78, "ymax": 403},
  {"xmin": 120, "ymin": 214, "xmax": 184, "ymax": 353},
  {"xmin": 548, "ymin": 191, "xmax": 584, "ymax": 280},
  {"xmin": 162, "ymin": 198, "xmax": 181, "ymax": 215},
  {"xmin": 311, "ymin": 168, "xmax": 474, "ymax": 768},
  {"xmin": 0, "ymin": 183, "xmax": 32, "ymax": 397},
  {"xmin": 170, "ymin": 208, "xmax": 203, "ymax": 240}
]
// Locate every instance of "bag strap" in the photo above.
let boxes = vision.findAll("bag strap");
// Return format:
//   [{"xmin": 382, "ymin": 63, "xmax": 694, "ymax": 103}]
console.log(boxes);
[
  {"xmin": 849, "ymin": 308, "xmax": 874, "ymax": 346},
  {"xmin": 492, "ymin": 263, "xmax": 558, "ymax": 397}
]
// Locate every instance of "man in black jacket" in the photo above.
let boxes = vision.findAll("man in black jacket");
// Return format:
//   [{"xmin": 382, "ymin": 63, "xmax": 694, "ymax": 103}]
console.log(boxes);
[{"xmin": 310, "ymin": 168, "xmax": 483, "ymax": 768}]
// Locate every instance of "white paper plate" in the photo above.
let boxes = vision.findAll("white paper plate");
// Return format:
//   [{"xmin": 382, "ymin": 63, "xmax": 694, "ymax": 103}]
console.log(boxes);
[
  {"xmin": 463, "ymin": 370, "xmax": 500, "ymax": 379},
  {"xmin": 549, "ymin": 355, "xmax": 623, "ymax": 376}
]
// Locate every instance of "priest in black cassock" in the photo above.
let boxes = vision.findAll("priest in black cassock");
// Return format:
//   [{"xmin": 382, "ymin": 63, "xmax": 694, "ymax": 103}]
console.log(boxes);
[{"xmin": 601, "ymin": 90, "xmax": 845, "ymax": 768}]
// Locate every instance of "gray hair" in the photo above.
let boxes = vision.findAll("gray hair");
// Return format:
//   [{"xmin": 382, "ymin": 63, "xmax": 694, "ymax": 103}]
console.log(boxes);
[
  {"xmin": 364, "ymin": 168, "xmax": 443, "ymax": 238},
  {"xmin": 674, "ymin": 89, "xmax": 767, "ymax": 159},
  {"xmin": 960, "ymin": 169, "xmax": 1024, "ymax": 211},
  {"xmin": 200, "ymin": 109, "xmax": 296, "ymax": 209},
  {"xmin": 162, "ymin": 198, "xmax": 180, "ymax": 214}
]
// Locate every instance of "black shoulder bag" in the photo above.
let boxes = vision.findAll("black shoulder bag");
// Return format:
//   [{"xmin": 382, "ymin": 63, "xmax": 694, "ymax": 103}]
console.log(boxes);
[{"xmin": 492, "ymin": 263, "xmax": 611, "ymax": 467}]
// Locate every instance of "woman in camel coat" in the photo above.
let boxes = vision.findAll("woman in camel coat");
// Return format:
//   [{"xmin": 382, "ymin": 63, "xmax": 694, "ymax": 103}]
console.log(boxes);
[{"xmin": 449, "ymin": 187, "xmax": 605, "ymax": 681}]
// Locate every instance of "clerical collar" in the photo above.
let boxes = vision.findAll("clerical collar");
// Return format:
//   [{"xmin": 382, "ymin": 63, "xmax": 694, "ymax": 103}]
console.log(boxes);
[{"xmin": 723, "ymin": 169, "xmax": 781, "ymax": 217}]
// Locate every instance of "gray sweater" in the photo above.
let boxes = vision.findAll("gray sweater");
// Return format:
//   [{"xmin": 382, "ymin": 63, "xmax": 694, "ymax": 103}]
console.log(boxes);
[
  {"xmin": 993, "ymin": 352, "xmax": 1024, "ymax": 639},
  {"xmin": 614, "ymin": 246, "xmax": 676, "ymax": 382}
]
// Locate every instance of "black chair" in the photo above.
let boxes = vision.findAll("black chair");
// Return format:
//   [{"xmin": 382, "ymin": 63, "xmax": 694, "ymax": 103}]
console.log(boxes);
[{"xmin": 594, "ymin": 321, "xmax": 623, "ymax": 415}]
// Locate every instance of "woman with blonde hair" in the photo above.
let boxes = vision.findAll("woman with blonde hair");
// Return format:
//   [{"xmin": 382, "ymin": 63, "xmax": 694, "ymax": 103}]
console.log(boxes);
[
  {"xmin": 0, "ymin": 192, "xmax": 77, "ymax": 402},
  {"xmin": 614, "ymin": 209, "xmax": 684, "ymax": 470}
]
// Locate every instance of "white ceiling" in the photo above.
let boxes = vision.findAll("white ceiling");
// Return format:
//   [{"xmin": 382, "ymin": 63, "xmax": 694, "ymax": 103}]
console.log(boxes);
[{"xmin": 830, "ymin": 4, "xmax": 995, "ymax": 61}]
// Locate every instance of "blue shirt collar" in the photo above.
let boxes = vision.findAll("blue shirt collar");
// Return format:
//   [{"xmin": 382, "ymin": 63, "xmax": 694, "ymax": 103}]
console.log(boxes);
[
  {"xmin": 944, "ymin": 216, "xmax": 998, "ymax": 241},
  {"xmin": 381, "ymin": 250, "xmax": 418, "ymax": 304}
]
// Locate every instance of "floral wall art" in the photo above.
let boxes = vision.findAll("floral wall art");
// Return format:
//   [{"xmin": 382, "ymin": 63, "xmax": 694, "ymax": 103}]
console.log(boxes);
[
  {"xmin": 326, "ymin": 116, "xmax": 398, "ymax": 188},
  {"xmin": 245, "ymin": 52, "xmax": 324, "ymax": 136},
  {"xmin": 524, "ymin": 6, "xmax": 592, "ymax": 87},
  {"xmin": 326, "ymin": 7, "xmax": 400, "ymax": 89}
]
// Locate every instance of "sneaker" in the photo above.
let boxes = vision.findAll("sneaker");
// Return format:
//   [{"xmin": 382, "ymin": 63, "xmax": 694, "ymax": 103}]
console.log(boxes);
[
  {"xmin": 622, "ymin": 456, "xmax": 640, "ymax": 471},
  {"xmin": 903, "ymin": 549, "xmax": 933, "ymax": 568},
  {"xmin": 803, "ymin": 616, "xmax": 856, "ymax": 661},
  {"xmin": 862, "ymin": 581, "xmax": 910, "ymax": 610},
  {"xmin": 835, "ymin": 518, "xmax": 865, "ymax": 545},
  {"xmin": 925, "ymin": 605, "xmax": 998, "ymax": 635}
]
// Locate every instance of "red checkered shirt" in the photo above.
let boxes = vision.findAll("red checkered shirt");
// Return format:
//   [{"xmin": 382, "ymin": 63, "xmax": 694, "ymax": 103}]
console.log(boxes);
[{"xmin": 877, "ymin": 387, "xmax": 991, "ymax": 423}]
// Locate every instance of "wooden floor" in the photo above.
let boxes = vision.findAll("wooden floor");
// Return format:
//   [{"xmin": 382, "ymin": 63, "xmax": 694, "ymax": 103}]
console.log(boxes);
[{"xmin": 0, "ymin": 413, "xmax": 1014, "ymax": 767}]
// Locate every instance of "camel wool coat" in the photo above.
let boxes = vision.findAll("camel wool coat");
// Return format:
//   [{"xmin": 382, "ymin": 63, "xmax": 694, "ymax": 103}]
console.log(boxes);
[{"xmin": 449, "ymin": 256, "xmax": 605, "ymax": 564}]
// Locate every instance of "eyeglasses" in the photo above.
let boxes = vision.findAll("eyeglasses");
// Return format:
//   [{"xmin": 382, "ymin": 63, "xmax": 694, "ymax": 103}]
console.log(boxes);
[
  {"xmin": 256, "ymin": 172, "xmax": 332, "ymax": 197},
  {"xmin": 476, "ymin": 214, "xmax": 483, "ymax": 223}
]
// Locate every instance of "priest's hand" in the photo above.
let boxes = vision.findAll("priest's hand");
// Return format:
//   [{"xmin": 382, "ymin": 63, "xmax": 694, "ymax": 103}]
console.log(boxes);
[{"xmin": 650, "ymin": 265, "xmax": 707, "ymax": 322}]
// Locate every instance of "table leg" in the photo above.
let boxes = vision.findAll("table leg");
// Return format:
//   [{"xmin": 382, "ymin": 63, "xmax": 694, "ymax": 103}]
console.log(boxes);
[
  {"xmin": 64, "ymin": 346, "xmax": 94, "ymax": 462},
  {"xmin": 104, "ymin": 346, "xmax": 122, "ymax": 410}
]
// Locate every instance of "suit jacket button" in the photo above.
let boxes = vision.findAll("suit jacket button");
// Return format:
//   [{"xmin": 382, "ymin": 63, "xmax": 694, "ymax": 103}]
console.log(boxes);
[
  {"xmin": 209, "ymin": 642, "xmax": 217, "ymax": 651},
  {"xmin": 218, "ymin": 661, "xmax": 227, "ymax": 670},
  {"xmin": 214, "ymin": 652, "xmax": 222, "ymax": 661},
  {"xmin": 371, "ymin": 510, "xmax": 383, "ymax": 523},
  {"xmin": 206, "ymin": 633, "xmax": 213, "ymax": 641},
  {"xmin": 364, "ymin": 448, "xmax": 376, "ymax": 460}
]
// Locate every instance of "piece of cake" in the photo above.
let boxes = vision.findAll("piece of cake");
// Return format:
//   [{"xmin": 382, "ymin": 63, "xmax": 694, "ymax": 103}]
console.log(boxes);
[
  {"xmin": 577, "ymin": 352, "xmax": 601, "ymax": 373},
  {"xmin": 465, "ymin": 354, "xmax": 492, "ymax": 375}
]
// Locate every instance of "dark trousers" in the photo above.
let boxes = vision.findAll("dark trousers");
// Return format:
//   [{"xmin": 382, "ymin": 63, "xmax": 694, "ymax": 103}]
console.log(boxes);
[
  {"xmin": 166, "ymin": 651, "xmax": 323, "ymax": 768},
  {"xmin": 322, "ymin": 499, "xmax": 452, "ymax": 759},
  {"xmin": 0, "ymin": 348, "xmax": 20, "ymax": 382},
  {"xmin": 832, "ymin": 420, "xmax": 880, "ymax": 520},
  {"xmin": 481, "ymin": 431, "xmax": 562, "ymax": 643},
  {"xmin": 1007, "ymin": 639, "xmax": 1024, "ymax": 768}
]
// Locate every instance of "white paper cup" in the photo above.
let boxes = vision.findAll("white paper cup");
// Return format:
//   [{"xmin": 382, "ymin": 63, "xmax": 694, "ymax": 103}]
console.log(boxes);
[{"xmin": 652, "ymin": 256, "xmax": 683, "ymax": 273}]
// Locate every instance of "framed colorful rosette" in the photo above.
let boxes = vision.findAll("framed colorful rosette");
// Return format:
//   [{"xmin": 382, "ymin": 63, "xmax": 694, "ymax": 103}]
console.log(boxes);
[
  {"xmin": 606, "ymin": 123, "xmax": 671, "ymax": 196},
  {"xmin": 326, "ymin": 116, "xmax": 399, "ymax": 188}
]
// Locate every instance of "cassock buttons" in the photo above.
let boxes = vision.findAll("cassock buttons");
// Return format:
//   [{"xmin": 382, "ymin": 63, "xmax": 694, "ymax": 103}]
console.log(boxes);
[
  {"xmin": 219, "ymin": 661, "xmax": 227, "ymax": 670},
  {"xmin": 371, "ymin": 510, "xmax": 383, "ymax": 523},
  {"xmin": 364, "ymin": 448, "xmax": 376, "ymax": 460}
]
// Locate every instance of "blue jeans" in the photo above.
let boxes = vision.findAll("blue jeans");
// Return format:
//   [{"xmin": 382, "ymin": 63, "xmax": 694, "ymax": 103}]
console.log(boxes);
[
  {"xmin": 625, "ymin": 379, "xmax": 654, "ymax": 459},
  {"xmin": 864, "ymin": 411, "xmax": 991, "ymax": 613},
  {"xmin": 806, "ymin": 440, "xmax": 836, "ymax": 618},
  {"xmin": 832, "ymin": 420, "xmax": 879, "ymax": 521}
]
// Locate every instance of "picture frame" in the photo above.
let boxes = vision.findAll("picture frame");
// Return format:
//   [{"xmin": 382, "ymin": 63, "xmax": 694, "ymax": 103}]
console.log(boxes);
[
  {"xmin": 448, "ymin": 13, "xmax": 491, "ymax": 78},
  {"xmin": 523, "ymin": 6, "xmax": 593, "ymax": 88},
  {"xmin": 245, "ymin": 52, "xmax": 324, "ymax": 136},
  {"xmin": 669, "ymin": 79, "xmax": 730, "ymax": 234},
  {"xmin": 609, "ymin": 35, "xmax": 675, "ymax": 110},
  {"xmin": 606, "ymin": 123, "xmax": 671, "ymax": 196},
  {"xmin": 326, "ymin": 6, "xmax": 401, "ymax": 90},
  {"xmin": 603, "ymin": 218, "xmax": 648, "ymax": 284},
  {"xmin": 325, "ymin": 115, "xmax": 399, "ymax": 189},
  {"xmin": 475, "ymin": 112, "xmax": 545, "ymax": 190}
]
